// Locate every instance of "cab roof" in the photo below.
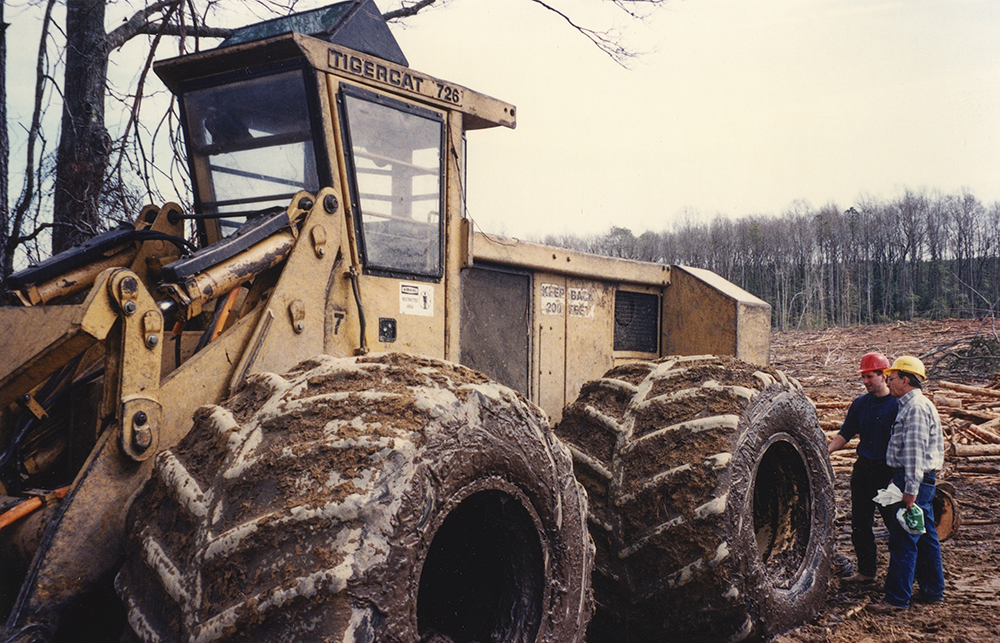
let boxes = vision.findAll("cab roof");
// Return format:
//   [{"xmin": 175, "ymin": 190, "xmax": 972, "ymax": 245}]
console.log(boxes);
[{"xmin": 153, "ymin": 1, "xmax": 515, "ymax": 130}]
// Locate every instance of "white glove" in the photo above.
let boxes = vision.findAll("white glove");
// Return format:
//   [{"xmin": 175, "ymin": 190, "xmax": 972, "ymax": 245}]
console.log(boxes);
[{"xmin": 873, "ymin": 483, "xmax": 903, "ymax": 507}]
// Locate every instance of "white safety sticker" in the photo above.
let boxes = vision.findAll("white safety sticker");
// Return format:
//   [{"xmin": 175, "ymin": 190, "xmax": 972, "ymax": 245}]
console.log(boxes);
[
  {"xmin": 540, "ymin": 283, "xmax": 565, "ymax": 316},
  {"xmin": 400, "ymin": 283, "xmax": 434, "ymax": 316},
  {"xmin": 568, "ymin": 287, "xmax": 595, "ymax": 318}
]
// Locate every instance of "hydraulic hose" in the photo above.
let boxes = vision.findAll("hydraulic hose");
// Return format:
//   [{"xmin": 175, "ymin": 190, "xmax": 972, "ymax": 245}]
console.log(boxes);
[
  {"xmin": 0, "ymin": 486, "xmax": 71, "ymax": 533},
  {"xmin": 348, "ymin": 266, "xmax": 369, "ymax": 355}
]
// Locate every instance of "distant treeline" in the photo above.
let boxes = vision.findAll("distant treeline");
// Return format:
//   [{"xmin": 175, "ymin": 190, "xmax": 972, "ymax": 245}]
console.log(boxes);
[{"xmin": 540, "ymin": 189, "xmax": 1000, "ymax": 331}]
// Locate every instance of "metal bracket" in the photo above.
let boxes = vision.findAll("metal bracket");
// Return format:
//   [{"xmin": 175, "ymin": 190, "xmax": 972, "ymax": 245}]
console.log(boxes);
[
  {"xmin": 16, "ymin": 394, "xmax": 49, "ymax": 422},
  {"xmin": 119, "ymin": 395, "xmax": 162, "ymax": 460},
  {"xmin": 289, "ymin": 299, "xmax": 306, "ymax": 333},
  {"xmin": 107, "ymin": 269, "xmax": 164, "ymax": 462},
  {"xmin": 311, "ymin": 225, "xmax": 328, "ymax": 258}
]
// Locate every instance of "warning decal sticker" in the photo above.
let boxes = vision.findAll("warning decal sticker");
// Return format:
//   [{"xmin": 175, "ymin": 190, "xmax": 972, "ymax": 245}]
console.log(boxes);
[
  {"xmin": 540, "ymin": 283, "xmax": 565, "ymax": 316},
  {"xmin": 400, "ymin": 283, "xmax": 434, "ymax": 317},
  {"xmin": 568, "ymin": 287, "xmax": 595, "ymax": 318}
]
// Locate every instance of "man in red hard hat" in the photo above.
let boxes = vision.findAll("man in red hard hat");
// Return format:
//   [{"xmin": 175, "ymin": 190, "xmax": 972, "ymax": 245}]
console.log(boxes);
[{"xmin": 828, "ymin": 351, "xmax": 898, "ymax": 583}]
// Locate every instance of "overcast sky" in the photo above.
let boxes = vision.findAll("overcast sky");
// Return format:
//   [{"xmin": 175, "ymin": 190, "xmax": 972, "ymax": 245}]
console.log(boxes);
[
  {"xmin": 6, "ymin": 0, "xmax": 998, "ymax": 243},
  {"xmin": 388, "ymin": 0, "xmax": 1000, "ymax": 239}
]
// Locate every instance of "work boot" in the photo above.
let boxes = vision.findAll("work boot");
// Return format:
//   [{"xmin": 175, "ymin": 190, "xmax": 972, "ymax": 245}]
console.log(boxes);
[
  {"xmin": 843, "ymin": 572, "xmax": 876, "ymax": 584},
  {"xmin": 865, "ymin": 601, "xmax": 908, "ymax": 614},
  {"xmin": 912, "ymin": 590, "xmax": 944, "ymax": 604}
]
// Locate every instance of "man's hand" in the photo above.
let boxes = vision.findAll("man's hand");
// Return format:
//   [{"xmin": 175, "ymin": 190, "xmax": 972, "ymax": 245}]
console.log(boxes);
[{"xmin": 902, "ymin": 492, "xmax": 916, "ymax": 509}]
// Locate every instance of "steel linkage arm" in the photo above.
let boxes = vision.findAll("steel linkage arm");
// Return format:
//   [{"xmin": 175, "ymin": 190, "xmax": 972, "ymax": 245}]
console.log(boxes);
[{"xmin": 1, "ymin": 268, "xmax": 164, "ymax": 643}]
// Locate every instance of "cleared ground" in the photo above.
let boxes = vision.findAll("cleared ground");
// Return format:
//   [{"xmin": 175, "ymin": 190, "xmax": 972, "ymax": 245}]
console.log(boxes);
[{"xmin": 771, "ymin": 319, "xmax": 1000, "ymax": 643}]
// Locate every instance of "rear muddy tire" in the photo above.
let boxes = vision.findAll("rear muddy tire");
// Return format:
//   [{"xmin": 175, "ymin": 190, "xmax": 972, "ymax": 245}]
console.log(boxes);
[
  {"xmin": 554, "ymin": 355, "xmax": 834, "ymax": 643},
  {"xmin": 116, "ymin": 353, "xmax": 592, "ymax": 643}
]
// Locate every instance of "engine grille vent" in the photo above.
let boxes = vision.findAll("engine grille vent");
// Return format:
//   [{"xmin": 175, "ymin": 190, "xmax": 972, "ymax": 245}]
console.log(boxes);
[{"xmin": 614, "ymin": 291, "xmax": 660, "ymax": 353}]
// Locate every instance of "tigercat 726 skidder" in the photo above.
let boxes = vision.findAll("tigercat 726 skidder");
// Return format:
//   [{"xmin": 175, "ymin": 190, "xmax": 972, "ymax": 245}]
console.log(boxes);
[{"xmin": 0, "ymin": 2, "xmax": 833, "ymax": 642}]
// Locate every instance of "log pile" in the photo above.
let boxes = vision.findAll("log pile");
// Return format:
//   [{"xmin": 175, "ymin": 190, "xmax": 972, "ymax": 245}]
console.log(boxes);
[
  {"xmin": 812, "ymin": 378, "xmax": 1000, "ymax": 474},
  {"xmin": 936, "ymin": 381, "xmax": 1000, "ymax": 461}
]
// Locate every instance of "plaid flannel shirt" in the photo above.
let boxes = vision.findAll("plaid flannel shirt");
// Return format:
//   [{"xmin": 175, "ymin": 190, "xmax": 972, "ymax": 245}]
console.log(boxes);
[{"xmin": 886, "ymin": 388, "xmax": 944, "ymax": 495}]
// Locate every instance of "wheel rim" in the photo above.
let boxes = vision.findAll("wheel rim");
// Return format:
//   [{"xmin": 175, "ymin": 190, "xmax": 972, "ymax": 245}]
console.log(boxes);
[
  {"xmin": 752, "ymin": 436, "xmax": 812, "ymax": 588},
  {"xmin": 417, "ymin": 487, "xmax": 545, "ymax": 642}
]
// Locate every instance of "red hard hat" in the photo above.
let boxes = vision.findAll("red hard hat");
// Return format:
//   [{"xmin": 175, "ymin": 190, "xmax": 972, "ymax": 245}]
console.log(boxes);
[{"xmin": 857, "ymin": 351, "xmax": 891, "ymax": 374}]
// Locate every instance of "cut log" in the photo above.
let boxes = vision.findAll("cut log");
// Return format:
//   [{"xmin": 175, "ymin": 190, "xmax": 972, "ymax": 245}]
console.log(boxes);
[
  {"xmin": 963, "ymin": 455, "xmax": 1000, "ymax": 463},
  {"xmin": 976, "ymin": 416, "xmax": 1000, "ymax": 433},
  {"xmin": 965, "ymin": 424, "xmax": 1000, "ymax": 444},
  {"xmin": 953, "ymin": 443, "xmax": 1000, "ymax": 457},
  {"xmin": 938, "ymin": 381, "xmax": 1000, "ymax": 399},
  {"xmin": 948, "ymin": 410, "xmax": 1000, "ymax": 423},
  {"xmin": 956, "ymin": 465, "xmax": 1000, "ymax": 474}
]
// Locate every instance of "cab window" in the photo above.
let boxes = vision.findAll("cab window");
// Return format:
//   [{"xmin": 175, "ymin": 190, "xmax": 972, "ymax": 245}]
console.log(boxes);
[
  {"xmin": 182, "ymin": 68, "xmax": 322, "ymax": 229},
  {"xmin": 340, "ymin": 85, "xmax": 445, "ymax": 279}
]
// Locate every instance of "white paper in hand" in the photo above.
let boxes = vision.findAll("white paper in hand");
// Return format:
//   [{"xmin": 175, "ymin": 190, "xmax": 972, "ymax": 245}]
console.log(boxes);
[{"xmin": 873, "ymin": 482, "xmax": 903, "ymax": 507}]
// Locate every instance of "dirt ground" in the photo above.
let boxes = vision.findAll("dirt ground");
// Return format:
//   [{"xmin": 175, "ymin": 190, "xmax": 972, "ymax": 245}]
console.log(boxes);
[{"xmin": 770, "ymin": 319, "xmax": 1000, "ymax": 643}]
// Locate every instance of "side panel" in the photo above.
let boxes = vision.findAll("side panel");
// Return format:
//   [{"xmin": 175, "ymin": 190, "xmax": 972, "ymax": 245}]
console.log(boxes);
[
  {"xmin": 459, "ymin": 266, "xmax": 531, "ymax": 396},
  {"xmin": 564, "ymin": 278, "xmax": 614, "ymax": 412},
  {"xmin": 534, "ymin": 274, "xmax": 567, "ymax": 418},
  {"xmin": 661, "ymin": 265, "xmax": 771, "ymax": 365},
  {"xmin": 736, "ymin": 299, "xmax": 773, "ymax": 365},
  {"xmin": 359, "ymin": 276, "xmax": 446, "ymax": 358}
]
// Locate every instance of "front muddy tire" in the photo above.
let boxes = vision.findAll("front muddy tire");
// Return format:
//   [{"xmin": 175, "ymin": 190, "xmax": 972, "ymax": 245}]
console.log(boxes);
[
  {"xmin": 116, "ymin": 353, "xmax": 593, "ymax": 643},
  {"xmin": 555, "ymin": 355, "xmax": 834, "ymax": 643}
]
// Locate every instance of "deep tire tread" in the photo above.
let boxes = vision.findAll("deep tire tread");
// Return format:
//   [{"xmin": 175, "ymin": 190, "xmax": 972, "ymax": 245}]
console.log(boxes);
[
  {"xmin": 118, "ymin": 354, "xmax": 592, "ymax": 643},
  {"xmin": 555, "ymin": 355, "xmax": 833, "ymax": 643}
]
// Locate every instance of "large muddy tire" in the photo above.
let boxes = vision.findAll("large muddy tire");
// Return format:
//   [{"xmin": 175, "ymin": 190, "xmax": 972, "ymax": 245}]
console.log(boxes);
[
  {"xmin": 116, "ymin": 353, "xmax": 593, "ymax": 643},
  {"xmin": 554, "ymin": 355, "xmax": 834, "ymax": 643}
]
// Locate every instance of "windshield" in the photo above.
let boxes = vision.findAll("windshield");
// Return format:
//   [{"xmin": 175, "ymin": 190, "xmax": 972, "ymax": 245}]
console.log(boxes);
[
  {"xmin": 183, "ymin": 69, "xmax": 320, "ymax": 221},
  {"xmin": 341, "ymin": 86, "xmax": 445, "ymax": 278}
]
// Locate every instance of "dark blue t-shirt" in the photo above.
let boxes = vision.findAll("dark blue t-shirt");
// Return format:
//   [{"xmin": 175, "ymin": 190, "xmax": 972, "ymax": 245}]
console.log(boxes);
[{"xmin": 838, "ymin": 392, "xmax": 899, "ymax": 461}]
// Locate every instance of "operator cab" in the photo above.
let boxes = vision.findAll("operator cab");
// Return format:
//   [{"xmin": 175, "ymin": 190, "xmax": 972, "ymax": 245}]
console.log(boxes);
[{"xmin": 157, "ymin": 0, "xmax": 513, "ymax": 283}]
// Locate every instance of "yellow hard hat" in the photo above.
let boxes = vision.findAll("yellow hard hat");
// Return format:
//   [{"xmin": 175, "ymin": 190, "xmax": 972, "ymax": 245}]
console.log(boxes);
[{"xmin": 885, "ymin": 355, "xmax": 926, "ymax": 380}]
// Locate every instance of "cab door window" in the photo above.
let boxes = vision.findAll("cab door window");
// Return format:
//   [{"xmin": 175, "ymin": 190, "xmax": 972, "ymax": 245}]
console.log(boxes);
[{"xmin": 340, "ymin": 85, "xmax": 445, "ymax": 279}]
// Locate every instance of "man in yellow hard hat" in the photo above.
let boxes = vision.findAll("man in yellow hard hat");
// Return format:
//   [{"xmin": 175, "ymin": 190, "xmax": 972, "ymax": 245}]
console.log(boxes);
[
  {"xmin": 868, "ymin": 355, "xmax": 945, "ymax": 612},
  {"xmin": 828, "ymin": 352, "xmax": 898, "ymax": 583}
]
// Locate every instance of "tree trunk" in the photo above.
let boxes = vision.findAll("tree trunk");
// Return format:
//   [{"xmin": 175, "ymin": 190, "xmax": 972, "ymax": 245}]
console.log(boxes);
[
  {"xmin": 52, "ymin": 0, "xmax": 110, "ymax": 253},
  {"xmin": 1, "ymin": 4, "xmax": 8, "ymax": 284}
]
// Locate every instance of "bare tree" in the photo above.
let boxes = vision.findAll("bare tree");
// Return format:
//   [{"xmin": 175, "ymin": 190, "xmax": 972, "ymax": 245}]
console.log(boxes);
[
  {"xmin": 0, "ymin": 1, "xmax": 7, "ymax": 280},
  {"xmin": 2, "ymin": 0, "xmax": 667, "ymax": 283},
  {"xmin": 1, "ymin": 0, "xmax": 231, "ymax": 276}
]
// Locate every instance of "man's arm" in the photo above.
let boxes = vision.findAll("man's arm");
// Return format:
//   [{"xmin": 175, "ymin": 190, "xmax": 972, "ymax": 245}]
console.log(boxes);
[
  {"xmin": 833, "ymin": 397, "xmax": 863, "ymax": 453},
  {"xmin": 900, "ymin": 402, "xmax": 935, "ymax": 499},
  {"xmin": 828, "ymin": 434, "xmax": 848, "ymax": 454}
]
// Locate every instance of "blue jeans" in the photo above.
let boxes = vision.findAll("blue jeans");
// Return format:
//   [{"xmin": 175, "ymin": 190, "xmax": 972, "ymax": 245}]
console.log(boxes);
[{"xmin": 884, "ymin": 471, "xmax": 945, "ymax": 607}]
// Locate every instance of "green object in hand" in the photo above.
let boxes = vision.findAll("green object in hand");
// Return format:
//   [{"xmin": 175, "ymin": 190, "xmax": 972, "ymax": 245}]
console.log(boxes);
[{"xmin": 898, "ymin": 505, "xmax": 926, "ymax": 534}]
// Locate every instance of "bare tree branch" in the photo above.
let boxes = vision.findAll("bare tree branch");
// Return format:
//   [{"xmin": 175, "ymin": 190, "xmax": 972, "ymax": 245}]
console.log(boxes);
[
  {"xmin": 115, "ymin": 22, "xmax": 233, "ymax": 42},
  {"xmin": 383, "ymin": 0, "xmax": 657, "ymax": 66},
  {"xmin": 384, "ymin": 0, "xmax": 442, "ymax": 22},
  {"xmin": 6, "ymin": 0, "xmax": 58, "ymax": 276},
  {"xmin": 110, "ymin": 1, "xmax": 180, "ymax": 178},
  {"xmin": 530, "ymin": 0, "xmax": 633, "ymax": 66},
  {"xmin": 106, "ymin": 0, "xmax": 232, "ymax": 50},
  {"xmin": 15, "ymin": 220, "xmax": 72, "ymax": 245}
]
